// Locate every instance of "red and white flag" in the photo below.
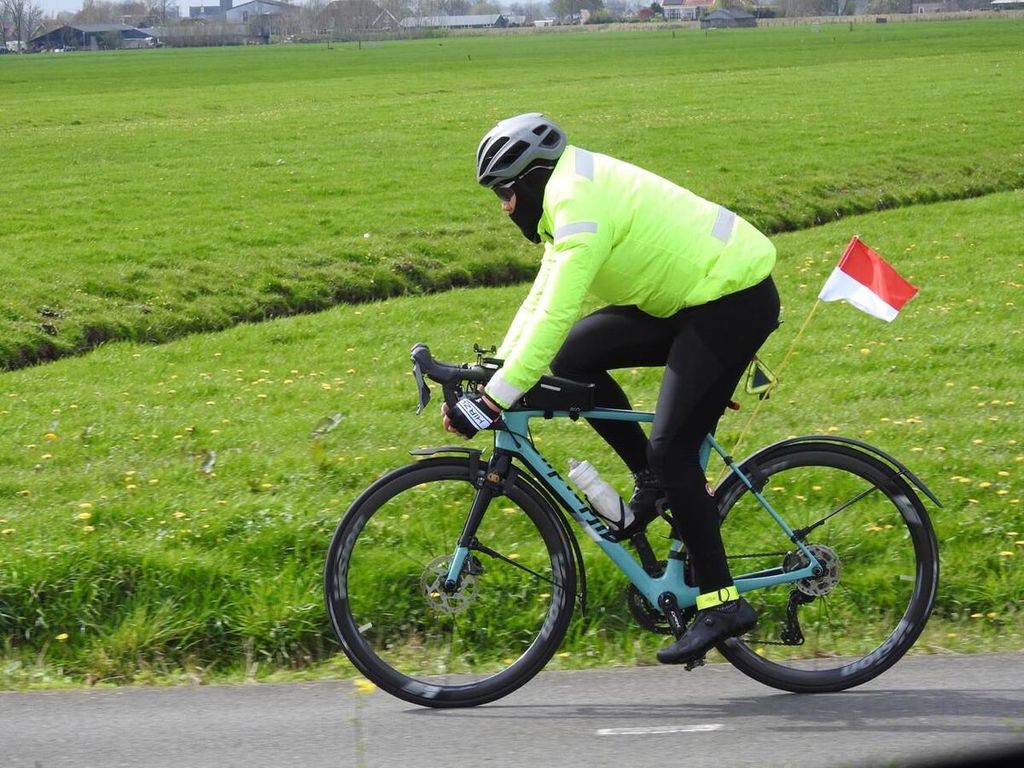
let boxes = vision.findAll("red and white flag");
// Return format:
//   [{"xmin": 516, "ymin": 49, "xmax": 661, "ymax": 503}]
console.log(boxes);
[{"xmin": 818, "ymin": 236, "xmax": 918, "ymax": 322}]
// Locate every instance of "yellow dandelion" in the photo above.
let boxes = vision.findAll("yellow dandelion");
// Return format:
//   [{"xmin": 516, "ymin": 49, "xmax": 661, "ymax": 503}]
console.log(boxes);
[
  {"xmin": 17, "ymin": 489, "xmax": 31, "ymax": 497},
  {"xmin": 81, "ymin": 525, "xmax": 95, "ymax": 533},
  {"xmin": 173, "ymin": 512, "xmax": 187, "ymax": 519},
  {"xmin": 77, "ymin": 512, "xmax": 92, "ymax": 521},
  {"xmin": 126, "ymin": 484, "xmax": 137, "ymax": 490},
  {"xmin": 979, "ymin": 482, "xmax": 992, "ymax": 489},
  {"xmin": 353, "ymin": 678, "xmax": 377, "ymax": 695},
  {"xmin": 999, "ymin": 551, "xmax": 1014, "ymax": 557},
  {"xmin": 44, "ymin": 432, "xmax": 58, "ymax": 441},
  {"xmin": 1, "ymin": 528, "xmax": 14, "ymax": 535},
  {"xmin": 55, "ymin": 633, "xmax": 69, "ymax": 642},
  {"xmin": 970, "ymin": 613, "xmax": 984, "ymax": 618}
]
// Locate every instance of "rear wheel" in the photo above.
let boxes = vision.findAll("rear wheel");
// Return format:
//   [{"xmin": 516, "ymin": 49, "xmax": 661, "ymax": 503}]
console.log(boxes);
[
  {"xmin": 324, "ymin": 456, "xmax": 576, "ymax": 707},
  {"xmin": 714, "ymin": 442, "xmax": 938, "ymax": 693}
]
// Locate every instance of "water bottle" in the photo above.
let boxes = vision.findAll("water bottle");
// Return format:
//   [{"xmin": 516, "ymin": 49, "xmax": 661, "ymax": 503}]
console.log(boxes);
[{"xmin": 567, "ymin": 458, "xmax": 634, "ymax": 530}]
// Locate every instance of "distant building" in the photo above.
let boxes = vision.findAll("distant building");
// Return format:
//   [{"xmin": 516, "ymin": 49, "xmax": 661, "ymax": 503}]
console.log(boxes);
[
  {"xmin": 662, "ymin": 0, "xmax": 710, "ymax": 21},
  {"xmin": 700, "ymin": 9, "xmax": 757, "ymax": 29},
  {"xmin": 324, "ymin": 1, "xmax": 401, "ymax": 33},
  {"xmin": 224, "ymin": 0, "xmax": 298, "ymax": 24},
  {"xmin": 30, "ymin": 23, "xmax": 155, "ymax": 50},
  {"xmin": 190, "ymin": 0, "xmax": 233, "ymax": 19},
  {"xmin": 398, "ymin": 15, "xmax": 517, "ymax": 30}
]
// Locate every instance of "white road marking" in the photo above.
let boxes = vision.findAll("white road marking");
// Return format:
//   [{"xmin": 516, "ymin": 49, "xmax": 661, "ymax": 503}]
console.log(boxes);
[{"xmin": 596, "ymin": 723, "xmax": 725, "ymax": 736}]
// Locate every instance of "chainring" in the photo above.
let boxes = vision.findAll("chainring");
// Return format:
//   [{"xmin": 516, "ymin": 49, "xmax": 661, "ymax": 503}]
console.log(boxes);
[
  {"xmin": 626, "ymin": 584, "xmax": 696, "ymax": 636},
  {"xmin": 420, "ymin": 555, "xmax": 479, "ymax": 615},
  {"xmin": 783, "ymin": 544, "xmax": 842, "ymax": 597}
]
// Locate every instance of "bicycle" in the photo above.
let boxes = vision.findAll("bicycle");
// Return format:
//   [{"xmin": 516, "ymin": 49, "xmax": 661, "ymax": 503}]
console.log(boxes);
[{"xmin": 324, "ymin": 343, "xmax": 941, "ymax": 708}]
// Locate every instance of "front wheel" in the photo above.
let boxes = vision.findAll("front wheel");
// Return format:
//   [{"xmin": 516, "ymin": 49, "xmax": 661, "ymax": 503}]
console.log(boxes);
[
  {"xmin": 714, "ymin": 441, "xmax": 939, "ymax": 693},
  {"xmin": 324, "ymin": 456, "xmax": 577, "ymax": 708}
]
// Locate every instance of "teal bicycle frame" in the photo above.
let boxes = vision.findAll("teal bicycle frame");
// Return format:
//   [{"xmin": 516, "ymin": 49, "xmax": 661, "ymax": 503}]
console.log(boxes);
[{"xmin": 444, "ymin": 406, "xmax": 824, "ymax": 613}]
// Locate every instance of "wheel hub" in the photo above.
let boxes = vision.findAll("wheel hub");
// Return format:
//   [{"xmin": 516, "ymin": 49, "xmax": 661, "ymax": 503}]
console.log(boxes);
[
  {"xmin": 784, "ymin": 544, "xmax": 841, "ymax": 597},
  {"xmin": 421, "ymin": 555, "xmax": 479, "ymax": 615}
]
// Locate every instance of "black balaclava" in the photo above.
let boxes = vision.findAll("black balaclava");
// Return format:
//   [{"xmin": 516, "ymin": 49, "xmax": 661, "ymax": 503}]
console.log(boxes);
[{"xmin": 508, "ymin": 162, "xmax": 555, "ymax": 244}]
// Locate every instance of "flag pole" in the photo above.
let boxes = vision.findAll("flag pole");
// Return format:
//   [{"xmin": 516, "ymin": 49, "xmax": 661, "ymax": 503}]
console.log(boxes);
[{"xmin": 719, "ymin": 298, "xmax": 822, "ymax": 483}]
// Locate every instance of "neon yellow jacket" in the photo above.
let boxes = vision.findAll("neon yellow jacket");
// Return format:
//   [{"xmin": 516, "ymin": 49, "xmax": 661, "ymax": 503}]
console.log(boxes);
[{"xmin": 484, "ymin": 145, "xmax": 776, "ymax": 409}]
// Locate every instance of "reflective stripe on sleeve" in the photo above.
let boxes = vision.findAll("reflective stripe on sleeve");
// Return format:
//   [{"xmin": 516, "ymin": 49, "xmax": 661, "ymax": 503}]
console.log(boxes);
[
  {"xmin": 554, "ymin": 221, "xmax": 599, "ymax": 241},
  {"xmin": 485, "ymin": 373, "xmax": 524, "ymax": 410},
  {"xmin": 711, "ymin": 206, "xmax": 736, "ymax": 243},
  {"xmin": 574, "ymin": 149, "xmax": 595, "ymax": 180}
]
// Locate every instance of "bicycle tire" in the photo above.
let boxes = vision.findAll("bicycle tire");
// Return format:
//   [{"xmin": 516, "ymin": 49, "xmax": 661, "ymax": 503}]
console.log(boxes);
[
  {"xmin": 713, "ymin": 441, "xmax": 939, "ymax": 693},
  {"xmin": 324, "ymin": 456, "xmax": 577, "ymax": 708}
]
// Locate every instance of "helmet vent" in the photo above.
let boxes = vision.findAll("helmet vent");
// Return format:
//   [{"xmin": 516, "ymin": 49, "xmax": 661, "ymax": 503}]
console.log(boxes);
[
  {"xmin": 496, "ymin": 139, "xmax": 530, "ymax": 169},
  {"xmin": 540, "ymin": 130, "xmax": 562, "ymax": 148}
]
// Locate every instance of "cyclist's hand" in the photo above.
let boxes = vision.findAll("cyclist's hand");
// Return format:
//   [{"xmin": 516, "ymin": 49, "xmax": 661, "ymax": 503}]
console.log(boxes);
[{"xmin": 443, "ymin": 393, "xmax": 502, "ymax": 438}]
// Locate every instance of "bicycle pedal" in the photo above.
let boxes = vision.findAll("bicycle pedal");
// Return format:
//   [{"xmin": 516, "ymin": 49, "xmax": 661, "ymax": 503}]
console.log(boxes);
[{"xmin": 684, "ymin": 655, "xmax": 706, "ymax": 672}]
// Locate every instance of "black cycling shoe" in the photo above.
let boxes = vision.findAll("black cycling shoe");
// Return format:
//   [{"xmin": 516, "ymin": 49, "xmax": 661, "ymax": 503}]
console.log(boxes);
[
  {"xmin": 613, "ymin": 469, "xmax": 667, "ymax": 540},
  {"xmin": 656, "ymin": 598, "xmax": 757, "ymax": 665}
]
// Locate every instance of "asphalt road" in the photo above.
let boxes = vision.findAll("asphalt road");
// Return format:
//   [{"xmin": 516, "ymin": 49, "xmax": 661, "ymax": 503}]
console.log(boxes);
[{"xmin": 2, "ymin": 652, "xmax": 1022, "ymax": 768}]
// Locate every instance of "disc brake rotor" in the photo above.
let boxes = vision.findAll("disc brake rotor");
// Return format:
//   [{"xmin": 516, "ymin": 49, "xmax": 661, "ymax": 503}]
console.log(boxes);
[
  {"xmin": 421, "ymin": 555, "xmax": 479, "ymax": 615},
  {"xmin": 784, "ymin": 544, "xmax": 842, "ymax": 597}
]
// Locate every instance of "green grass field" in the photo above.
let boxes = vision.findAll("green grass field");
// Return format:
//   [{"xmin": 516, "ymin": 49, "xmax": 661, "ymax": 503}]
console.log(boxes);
[
  {"xmin": 1, "ymin": 19, "xmax": 1022, "ymax": 687},
  {"xmin": 2, "ymin": 20, "xmax": 1022, "ymax": 368}
]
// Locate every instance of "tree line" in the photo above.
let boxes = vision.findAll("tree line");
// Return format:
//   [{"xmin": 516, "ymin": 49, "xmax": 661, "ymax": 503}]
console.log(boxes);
[{"xmin": 2, "ymin": 0, "xmax": 1006, "ymax": 52}]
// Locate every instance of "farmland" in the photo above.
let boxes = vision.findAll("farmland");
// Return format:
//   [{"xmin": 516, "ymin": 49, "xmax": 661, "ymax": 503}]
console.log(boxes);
[{"xmin": 0, "ymin": 18, "xmax": 1022, "ymax": 686}]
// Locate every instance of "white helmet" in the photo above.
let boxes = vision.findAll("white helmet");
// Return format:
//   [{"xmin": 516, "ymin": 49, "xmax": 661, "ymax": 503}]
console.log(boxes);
[{"xmin": 476, "ymin": 113, "xmax": 567, "ymax": 189}]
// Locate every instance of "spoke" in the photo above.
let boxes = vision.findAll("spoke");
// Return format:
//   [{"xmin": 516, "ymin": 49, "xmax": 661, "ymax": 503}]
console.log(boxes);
[
  {"xmin": 471, "ymin": 541, "xmax": 561, "ymax": 589},
  {"xmin": 793, "ymin": 482, "xmax": 881, "ymax": 540}
]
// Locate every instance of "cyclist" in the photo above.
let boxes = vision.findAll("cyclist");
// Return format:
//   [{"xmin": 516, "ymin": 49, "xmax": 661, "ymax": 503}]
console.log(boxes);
[{"xmin": 442, "ymin": 113, "xmax": 780, "ymax": 665}]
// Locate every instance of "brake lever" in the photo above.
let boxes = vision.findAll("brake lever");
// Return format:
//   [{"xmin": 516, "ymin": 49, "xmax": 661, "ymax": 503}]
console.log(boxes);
[{"xmin": 412, "ymin": 360, "xmax": 431, "ymax": 415}]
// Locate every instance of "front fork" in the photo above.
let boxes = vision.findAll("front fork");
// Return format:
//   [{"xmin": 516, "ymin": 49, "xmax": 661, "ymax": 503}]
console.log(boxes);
[{"xmin": 443, "ymin": 451, "xmax": 513, "ymax": 591}]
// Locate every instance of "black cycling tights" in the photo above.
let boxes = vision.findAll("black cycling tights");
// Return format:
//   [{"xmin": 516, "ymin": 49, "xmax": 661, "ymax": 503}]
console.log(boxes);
[{"xmin": 550, "ymin": 277, "xmax": 780, "ymax": 594}]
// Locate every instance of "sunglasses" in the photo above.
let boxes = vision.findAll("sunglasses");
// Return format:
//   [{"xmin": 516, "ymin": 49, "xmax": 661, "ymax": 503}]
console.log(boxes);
[{"xmin": 493, "ymin": 181, "xmax": 516, "ymax": 202}]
